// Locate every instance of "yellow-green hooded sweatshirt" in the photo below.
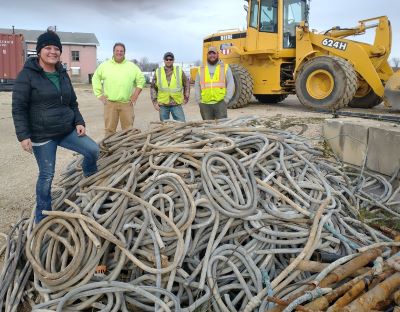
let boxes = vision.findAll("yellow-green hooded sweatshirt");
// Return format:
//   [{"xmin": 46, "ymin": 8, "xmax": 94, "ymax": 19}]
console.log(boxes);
[{"xmin": 92, "ymin": 58, "xmax": 146, "ymax": 103}]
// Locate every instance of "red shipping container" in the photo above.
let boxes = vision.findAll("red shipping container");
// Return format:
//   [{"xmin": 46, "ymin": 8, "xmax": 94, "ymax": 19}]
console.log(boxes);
[{"xmin": 0, "ymin": 33, "xmax": 25, "ymax": 81}]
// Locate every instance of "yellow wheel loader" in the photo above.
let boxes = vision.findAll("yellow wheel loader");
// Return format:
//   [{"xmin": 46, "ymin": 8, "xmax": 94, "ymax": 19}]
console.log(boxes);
[{"xmin": 196, "ymin": 0, "xmax": 398, "ymax": 110}]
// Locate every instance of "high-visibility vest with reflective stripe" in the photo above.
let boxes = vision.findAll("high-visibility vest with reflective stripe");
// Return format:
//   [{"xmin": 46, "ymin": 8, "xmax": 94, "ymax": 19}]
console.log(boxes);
[
  {"xmin": 199, "ymin": 64, "xmax": 228, "ymax": 104},
  {"xmin": 156, "ymin": 66, "xmax": 184, "ymax": 105}
]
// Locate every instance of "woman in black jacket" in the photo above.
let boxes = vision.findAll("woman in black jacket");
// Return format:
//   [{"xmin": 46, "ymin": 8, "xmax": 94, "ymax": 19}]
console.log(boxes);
[{"xmin": 12, "ymin": 30, "xmax": 99, "ymax": 223}]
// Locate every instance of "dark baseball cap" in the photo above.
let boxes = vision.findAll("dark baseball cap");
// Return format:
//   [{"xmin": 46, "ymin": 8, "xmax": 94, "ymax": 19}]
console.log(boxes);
[{"xmin": 163, "ymin": 52, "xmax": 174, "ymax": 60}]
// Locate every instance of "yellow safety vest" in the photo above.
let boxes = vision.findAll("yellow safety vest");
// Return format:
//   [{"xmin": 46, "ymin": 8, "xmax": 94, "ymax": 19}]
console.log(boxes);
[
  {"xmin": 199, "ymin": 64, "xmax": 228, "ymax": 104},
  {"xmin": 156, "ymin": 66, "xmax": 184, "ymax": 105}
]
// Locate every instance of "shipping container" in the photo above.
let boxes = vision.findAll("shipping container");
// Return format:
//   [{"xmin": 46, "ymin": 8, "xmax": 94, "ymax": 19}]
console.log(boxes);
[{"xmin": 0, "ymin": 33, "xmax": 25, "ymax": 91}]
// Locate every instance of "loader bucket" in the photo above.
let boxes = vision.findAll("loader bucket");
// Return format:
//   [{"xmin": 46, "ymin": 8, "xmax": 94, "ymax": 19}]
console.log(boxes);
[{"xmin": 384, "ymin": 71, "xmax": 400, "ymax": 109}]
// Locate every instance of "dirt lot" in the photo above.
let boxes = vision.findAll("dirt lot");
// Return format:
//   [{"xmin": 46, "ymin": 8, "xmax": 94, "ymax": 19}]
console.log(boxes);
[
  {"xmin": 0, "ymin": 86, "xmax": 331, "ymax": 235},
  {"xmin": 10, "ymin": 83, "xmax": 398, "ymax": 270}
]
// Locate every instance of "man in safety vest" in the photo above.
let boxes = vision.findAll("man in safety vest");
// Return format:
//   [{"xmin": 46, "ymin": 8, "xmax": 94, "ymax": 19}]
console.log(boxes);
[
  {"xmin": 150, "ymin": 52, "xmax": 190, "ymax": 122},
  {"xmin": 194, "ymin": 46, "xmax": 234, "ymax": 120}
]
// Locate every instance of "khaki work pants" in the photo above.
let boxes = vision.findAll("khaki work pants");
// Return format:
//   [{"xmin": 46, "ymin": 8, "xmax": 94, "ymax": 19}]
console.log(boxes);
[{"xmin": 104, "ymin": 101, "xmax": 135, "ymax": 137}]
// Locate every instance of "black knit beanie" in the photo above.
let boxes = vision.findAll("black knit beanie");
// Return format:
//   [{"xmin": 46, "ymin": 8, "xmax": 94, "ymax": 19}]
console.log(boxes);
[{"xmin": 36, "ymin": 31, "xmax": 62, "ymax": 54}]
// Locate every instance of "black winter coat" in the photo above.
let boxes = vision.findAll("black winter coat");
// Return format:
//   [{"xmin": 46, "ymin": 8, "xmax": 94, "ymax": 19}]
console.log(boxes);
[{"xmin": 12, "ymin": 57, "xmax": 85, "ymax": 143}]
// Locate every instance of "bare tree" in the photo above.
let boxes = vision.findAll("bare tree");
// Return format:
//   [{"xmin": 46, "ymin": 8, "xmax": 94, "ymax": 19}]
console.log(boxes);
[
  {"xmin": 135, "ymin": 57, "xmax": 159, "ymax": 72},
  {"xmin": 194, "ymin": 60, "xmax": 202, "ymax": 66},
  {"xmin": 139, "ymin": 57, "xmax": 149, "ymax": 70},
  {"xmin": 391, "ymin": 57, "xmax": 400, "ymax": 68}
]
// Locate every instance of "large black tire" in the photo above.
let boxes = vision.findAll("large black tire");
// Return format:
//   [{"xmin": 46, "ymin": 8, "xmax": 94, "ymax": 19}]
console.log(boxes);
[
  {"xmin": 295, "ymin": 56, "xmax": 358, "ymax": 110},
  {"xmin": 255, "ymin": 94, "xmax": 288, "ymax": 104},
  {"xmin": 348, "ymin": 88, "xmax": 382, "ymax": 108},
  {"xmin": 228, "ymin": 64, "xmax": 254, "ymax": 109}
]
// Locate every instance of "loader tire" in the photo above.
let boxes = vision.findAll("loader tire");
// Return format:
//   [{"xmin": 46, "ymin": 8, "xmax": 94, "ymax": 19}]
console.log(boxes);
[
  {"xmin": 348, "ymin": 88, "xmax": 382, "ymax": 108},
  {"xmin": 228, "ymin": 64, "xmax": 253, "ymax": 109},
  {"xmin": 295, "ymin": 56, "xmax": 358, "ymax": 110},
  {"xmin": 255, "ymin": 94, "xmax": 288, "ymax": 104}
]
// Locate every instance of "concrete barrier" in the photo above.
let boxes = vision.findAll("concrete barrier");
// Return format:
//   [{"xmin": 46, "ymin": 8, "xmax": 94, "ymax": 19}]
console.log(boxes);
[{"xmin": 323, "ymin": 118, "xmax": 400, "ymax": 176}]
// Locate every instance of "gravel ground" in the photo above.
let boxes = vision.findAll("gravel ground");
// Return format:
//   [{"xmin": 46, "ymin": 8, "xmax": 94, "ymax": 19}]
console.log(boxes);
[{"xmin": 0, "ymin": 84, "xmax": 380, "ymax": 271}]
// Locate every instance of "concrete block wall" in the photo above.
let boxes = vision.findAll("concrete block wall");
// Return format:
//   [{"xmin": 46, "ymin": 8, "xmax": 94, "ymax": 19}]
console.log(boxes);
[{"xmin": 323, "ymin": 118, "xmax": 400, "ymax": 176}]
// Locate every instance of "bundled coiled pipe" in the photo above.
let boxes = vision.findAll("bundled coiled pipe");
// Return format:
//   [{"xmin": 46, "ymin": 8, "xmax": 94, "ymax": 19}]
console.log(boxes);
[{"xmin": 0, "ymin": 117, "xmax": 399, "ymax": 311}]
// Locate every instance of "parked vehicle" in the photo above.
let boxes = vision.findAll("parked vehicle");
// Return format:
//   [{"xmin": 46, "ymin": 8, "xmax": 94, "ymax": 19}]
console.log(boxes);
[{"xmin": 195, "ymin": 0, "xmax": 400, "ymax": 110}]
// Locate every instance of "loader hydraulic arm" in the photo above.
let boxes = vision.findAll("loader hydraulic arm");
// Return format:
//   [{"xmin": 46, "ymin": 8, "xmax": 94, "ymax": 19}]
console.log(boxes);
[
  {"xmin": 325, "ymin": 16, "xmax": 391, "ymax": 57},
  {"xmin": 325, "ymin": 16, "xmax": 388, "ymax": 39}
]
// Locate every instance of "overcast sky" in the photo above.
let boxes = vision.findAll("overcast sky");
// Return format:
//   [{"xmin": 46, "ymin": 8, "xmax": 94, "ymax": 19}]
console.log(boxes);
[{"xmin": 2, "ymin": 0, "xmax": 400, "ymax": 64}]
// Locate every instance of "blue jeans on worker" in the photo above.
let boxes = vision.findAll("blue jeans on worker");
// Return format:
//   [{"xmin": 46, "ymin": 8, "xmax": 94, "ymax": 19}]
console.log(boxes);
[
  {"xmin": 32, "ymin": 130, "xmax": 99, "ymax": 223},
  {"xmin": 159, "ymin": 105, "xmax": 186, "ymax": 122}
]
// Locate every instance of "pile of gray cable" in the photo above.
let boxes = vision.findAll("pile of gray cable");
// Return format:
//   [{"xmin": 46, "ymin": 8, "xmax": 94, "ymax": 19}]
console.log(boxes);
[{"xmin": 1, "ymin": 117, "xmax": 399, "ymax": 312}]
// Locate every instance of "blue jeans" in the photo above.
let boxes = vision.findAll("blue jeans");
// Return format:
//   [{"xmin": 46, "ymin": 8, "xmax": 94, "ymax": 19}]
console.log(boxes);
[
  {"xmin": 32, "ymin": 130, "xmax": 99, "ymax": 223},
  {"xmin": 159, "ymin": 105, "xmax": 186, "ymax": 122}
]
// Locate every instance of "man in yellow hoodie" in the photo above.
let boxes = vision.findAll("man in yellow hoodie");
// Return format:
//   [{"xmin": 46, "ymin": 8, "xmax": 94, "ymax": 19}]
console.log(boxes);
[{"xmin": 92, "ymin": 43, "xmax": 145, "ymax": 137}]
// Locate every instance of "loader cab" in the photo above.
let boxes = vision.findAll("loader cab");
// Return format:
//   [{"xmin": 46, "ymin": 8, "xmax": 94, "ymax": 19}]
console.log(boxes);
[
  {"xmin": 246, "ymin": 0, "xmax": 308, "ymax": 51},
  {"xmin": 283, "ymin": 0, "xmax": 308, "ymax": 49}
]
